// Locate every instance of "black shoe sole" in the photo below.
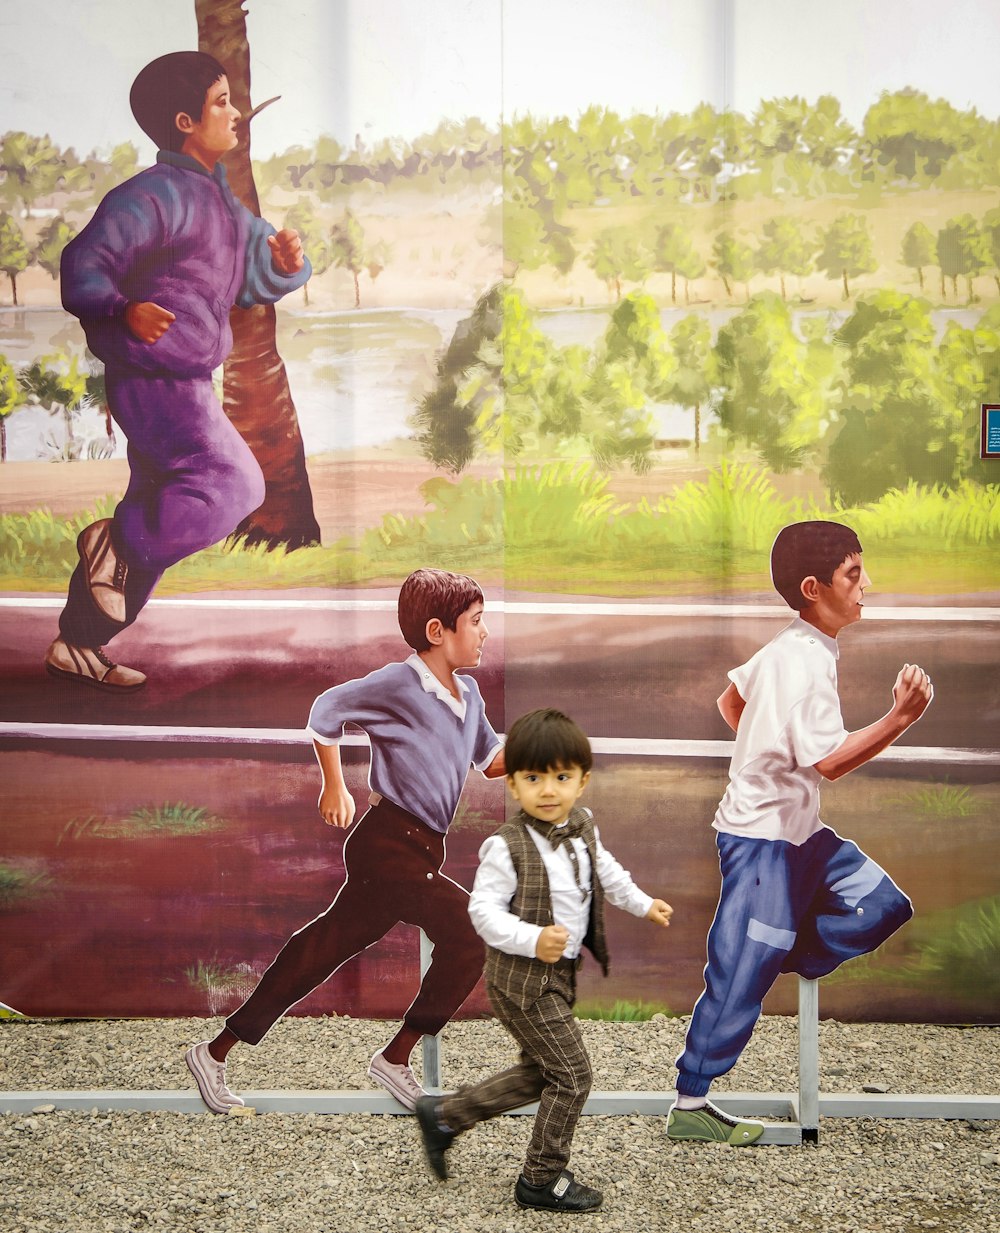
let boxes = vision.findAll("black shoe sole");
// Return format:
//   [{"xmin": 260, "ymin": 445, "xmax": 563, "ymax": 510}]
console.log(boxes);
[{"xmin": 45, "ymin": 661, "xmax": 146, "ymax": 693}]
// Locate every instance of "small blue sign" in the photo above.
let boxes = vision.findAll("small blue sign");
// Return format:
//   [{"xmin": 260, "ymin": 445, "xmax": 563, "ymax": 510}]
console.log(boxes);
[{"xmin": 982, "ymin": 405, "xmax": 1000, "ymax": 459}]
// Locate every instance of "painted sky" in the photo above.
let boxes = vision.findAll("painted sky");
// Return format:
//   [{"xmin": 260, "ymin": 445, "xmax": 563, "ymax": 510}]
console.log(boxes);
[{"xmin": 1, "ymin": 0, "xmax": 999, "ymax": 160}]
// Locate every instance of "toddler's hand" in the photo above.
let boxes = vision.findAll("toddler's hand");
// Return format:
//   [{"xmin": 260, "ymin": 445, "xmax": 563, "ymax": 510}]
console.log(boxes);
[
  {"xmin": 536, "ymin": 924, "xmax": 569, "ymax": 964},
  {"xmin": 269, "ymin": 228, "xmax": 305, "ymax": 275},
  {"xmin": 646, "ymin": 899, "xmax": 673, "ymax": 928}
]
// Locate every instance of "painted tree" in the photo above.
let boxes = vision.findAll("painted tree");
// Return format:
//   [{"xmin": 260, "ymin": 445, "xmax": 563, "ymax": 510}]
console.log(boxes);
[
  {"xmin": 900, "ymin": 221, "xmax": 935, "ymax": 291},
  {"xmin": 815, "ymin": 212, "xmax": 876, "ymax": 300},
  {"xmin": 18, "ymin": 351, "xmax": 88, "ymax": 459},
  {"xmin": 0, "ymin": 213, "xmax": 31, "ymax": 306},
  {"xmin": 33, "ymin": 216, "xmax": 77, "ymax": 283},
  {"xmin": 824, "ymin": 291, "xmax": 959, "ymax": 502},
  {"xmin": 196, "ymin": 0, "xmax": 320, "ymax": 549},
  {"xmin": 648, "ymin": 220, "xmax": 704, "ymax": 305},
  {"xmin": 935, "ymin": 306, "xmax": 1000, "ymax": 486},
  {"xmin": 754, "ymin": 216, "xmax": 812, "ymax": 301},
  {"xmin": 580, "ymin": 293, "xmax": 669, "ymax": 472},
  {"xmin": 328, "ymin": 208, "xmax": 387, "ymax": 309},
  {"xmin": 587, "ymin": 226, "xmax": 648, "ymax": 301},
  {"xmin": 984, "ymin": 207, "xmax": 1000, "ymax": 296},
  {"xmin": 0, "ymin": 132, "xmax": 76, "ymax": 217},
  {"xmin": 936, "ymin": 214, "xmax": 990, "ymax": 301},
  {"xmin": 666, "ymin": 314, "xmax": 716, "ymax": 455},
  {"xmin": 714, "ymin": 292, "xmax": 830, "ymax": 471},
  {"xmin": 862, "ymin": 89, "xmax": 967, "ymax": 184},
  {"xmin": 0, "ymin": 354, "xmax": 23, "ymax": 462},
  {"xmin": 711, "ymin": 230, "xmax": 754, "ymax": 301},
  {"xmin": 283, "ymin": 199, "xmax": 330, "ymax": 307}
]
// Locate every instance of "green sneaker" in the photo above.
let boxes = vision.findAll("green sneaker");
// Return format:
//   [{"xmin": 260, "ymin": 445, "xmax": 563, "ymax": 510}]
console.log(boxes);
[{"xmin": 667, "ymin": 1099, "xmax": 765, "ymax": 1146}]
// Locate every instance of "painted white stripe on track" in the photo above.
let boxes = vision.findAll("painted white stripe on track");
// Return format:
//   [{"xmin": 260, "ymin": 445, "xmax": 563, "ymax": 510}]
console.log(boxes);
[
  {"xmin": 0, "ymin": 722, "xmax": 995, "ymax": 764},
  {"xmin": 2, "ymin": 597, "xmax": 998, "ymax": 621}
]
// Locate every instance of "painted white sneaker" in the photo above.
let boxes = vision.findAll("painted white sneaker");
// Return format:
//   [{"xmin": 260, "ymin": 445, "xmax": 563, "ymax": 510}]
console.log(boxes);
[
  {"xmin": 185, "ymin": 1041, "xmax": 244, "ymax": 1114},
  {"xmin": 368, "ymin": 1050, "xmax": 426, "ymax": 1110}
]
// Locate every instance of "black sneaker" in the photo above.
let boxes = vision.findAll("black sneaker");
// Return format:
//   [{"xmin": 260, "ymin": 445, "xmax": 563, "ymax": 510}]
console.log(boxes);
[
  {"xmin": 515, "ymin": 1169, "xmax": 603, "ymax": 1212},
  {"xmin": 415, "ymin": 1095, "xmax": 458, "ymax": 1180}
]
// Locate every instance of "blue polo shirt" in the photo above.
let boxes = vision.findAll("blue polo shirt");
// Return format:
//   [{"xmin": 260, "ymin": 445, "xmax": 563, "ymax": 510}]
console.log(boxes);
[{"xmin": 307, "ymin": 656, "xmax": 502, "ymax": 834}]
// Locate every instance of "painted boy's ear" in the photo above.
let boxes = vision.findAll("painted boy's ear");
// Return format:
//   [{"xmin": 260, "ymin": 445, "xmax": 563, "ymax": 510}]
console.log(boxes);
[
  {"xmin": 424, "ymin": 617, "xmax": 444, "ymax": 646},
  {"xmin": 175, "ymin": 111, "xmax": 195, "ymax": 134},
  {"xmin": 799, "ymin": 575, "xmax": 820, "ymax": 605}
]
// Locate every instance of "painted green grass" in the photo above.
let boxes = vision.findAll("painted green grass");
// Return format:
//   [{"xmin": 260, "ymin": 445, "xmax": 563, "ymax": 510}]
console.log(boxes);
[
  {"xmin": 0, "ymin": 861, "xmax": 53, "ymax": 907},
  {"xmin": 58, "ymin": 802, "xmax": 226, "ymax": 843},
  {"xmin": 182, "ymin": 959, "xmax": 251, "ymax": 996},
  {"xmin": 824, "ymin": 894, "xmax": 1000, "ymax": 1008},
  {"xmin": 2, "ymin": 468, "xmax": 998, "ymax": 596},
  {"xmin": 576, "ymin": 999, "xmax": 677, "ymax": 1021},
  {"xmin": 891, "ymin": 784, "xmax": 981, "ymax": 818}
]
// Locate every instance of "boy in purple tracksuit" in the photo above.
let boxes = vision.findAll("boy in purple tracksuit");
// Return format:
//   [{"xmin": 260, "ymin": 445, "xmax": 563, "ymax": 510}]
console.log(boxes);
[
  {"xmin": 46, "ymin": 51, "xmax": 310, "ymax": 692},
  {"xmin": 185, "ymin": 569, "xmax": 506, "ymax": 1113}
]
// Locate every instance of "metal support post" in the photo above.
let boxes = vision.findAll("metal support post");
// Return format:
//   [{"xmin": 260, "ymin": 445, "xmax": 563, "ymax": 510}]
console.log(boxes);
[
  {"xmin": 797, "ymin": 977, "xmax": 820, "ymax": 1142},
  {"xmin": 419, "ymin": 930, "xmax": 441, "ymax": 1091}
]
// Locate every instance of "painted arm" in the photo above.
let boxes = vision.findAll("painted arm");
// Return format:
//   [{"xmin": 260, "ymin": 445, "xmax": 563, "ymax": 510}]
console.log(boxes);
[
  {"xmin": 483, "ymin": 746, "xmax": 506, "ymax": 778},
  {"xmin": 718, "ymin": 681, "xmax": 746, "ymax": 733},
  {"xmin": 238, "ymin": 213, "xmax": 312, "ymax": 307},
  {"xmin": 312, "ymin": 739, "xmax": 357, "ymax": 829},
  {"xmin": 814, "ymin": 663, "xmax": 933, "ymax": 781}
]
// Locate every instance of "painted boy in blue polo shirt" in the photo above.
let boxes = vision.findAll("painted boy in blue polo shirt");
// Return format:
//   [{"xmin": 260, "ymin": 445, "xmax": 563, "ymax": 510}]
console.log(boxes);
[{"xmin": 186, "ymin": 568, "xmax": 506, "ymax": 1112}]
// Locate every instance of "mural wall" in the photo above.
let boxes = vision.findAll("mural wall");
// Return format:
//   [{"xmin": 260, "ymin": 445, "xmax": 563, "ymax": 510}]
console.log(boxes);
[{"xmin": 1, "ymin": 0, "xmax": 998, "ymax": 1033}]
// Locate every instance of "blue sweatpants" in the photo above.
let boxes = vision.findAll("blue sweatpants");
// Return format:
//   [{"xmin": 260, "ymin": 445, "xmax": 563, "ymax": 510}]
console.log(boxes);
[{"xmin": 675, "ymin": 827, "xmax": 912, "ymax": 1098}]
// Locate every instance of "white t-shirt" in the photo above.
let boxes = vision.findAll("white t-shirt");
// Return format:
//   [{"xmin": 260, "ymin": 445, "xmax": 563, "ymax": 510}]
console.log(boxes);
[{"xmin": 713, "ymin": 618, "xmax": 848, "ymax": 846}]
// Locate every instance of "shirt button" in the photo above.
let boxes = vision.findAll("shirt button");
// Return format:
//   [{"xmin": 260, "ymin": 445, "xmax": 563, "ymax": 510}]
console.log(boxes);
[
  {"xmin": 856, "ymin": 907, "xmax": 864, "ymax": 915},
  {"xmin": 426, "ymin": 872, "xmax": 433, "ymax": 880}
]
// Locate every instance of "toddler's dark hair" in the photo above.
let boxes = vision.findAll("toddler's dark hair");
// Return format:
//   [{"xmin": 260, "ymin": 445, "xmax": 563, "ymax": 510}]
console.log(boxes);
[
  {"xmin": 770, "ymin": 520, "xmax": 863, "ymax": 611},
  {"xmin": 397, "ymin": 568, "xmax": 484, "ymax": 651},
  {"xmin": 505, "ymin": 708, "xmax": 593, "ymax": 776},
  {"xmin": 130, "ymin": 51, "xmax": 228, "ymax": 152}
]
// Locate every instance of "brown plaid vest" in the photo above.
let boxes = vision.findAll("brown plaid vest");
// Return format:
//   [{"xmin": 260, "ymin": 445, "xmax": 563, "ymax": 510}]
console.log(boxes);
[{"xmin": 483, "ymin": 806, "xmax": 609, "ymax": 1009}]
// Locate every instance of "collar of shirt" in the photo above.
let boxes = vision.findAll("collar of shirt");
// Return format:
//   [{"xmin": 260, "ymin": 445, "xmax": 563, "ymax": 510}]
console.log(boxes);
[
  {"xmin": 790, "ymin": 616, "xmax": 840, "ymax": 661},
  {"xmin": 405, "ymin": 653, "xmax": 469, "ymax": 721},
  {"xmin": 156, "ymin": 148, "xmax": 229, "ymax": 187}
]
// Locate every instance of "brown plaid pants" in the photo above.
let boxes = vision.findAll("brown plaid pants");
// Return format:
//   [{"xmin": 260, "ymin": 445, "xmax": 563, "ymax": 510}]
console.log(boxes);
[{"xmin": 439, "ymin": 959, "xmax": 592, "ymax": 1185}]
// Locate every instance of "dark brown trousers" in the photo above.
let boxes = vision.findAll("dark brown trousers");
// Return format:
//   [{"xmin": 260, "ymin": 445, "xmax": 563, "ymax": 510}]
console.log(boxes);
[{"xmin": 226, "ymin": 799, "xmax": 483, "ymax": 1043}]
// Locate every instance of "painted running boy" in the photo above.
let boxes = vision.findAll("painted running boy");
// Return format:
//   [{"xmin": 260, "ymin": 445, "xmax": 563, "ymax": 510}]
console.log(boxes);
[
  {"xmin": 48, "ymin": 51, "xmax": 310, "ymax": 691},
  {"xmin": 186, "ymin": 568, "xmax": 506, "ymax": 1111},
  {"xmin": 669, "ymin": 520, "xmax": 932, "ymax": 1145}
]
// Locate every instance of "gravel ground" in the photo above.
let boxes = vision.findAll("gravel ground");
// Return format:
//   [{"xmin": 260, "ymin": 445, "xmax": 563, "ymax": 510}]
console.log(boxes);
[{"xmin": 2, "ymin": 1015, "xmax": 998, "ymax": 1233}]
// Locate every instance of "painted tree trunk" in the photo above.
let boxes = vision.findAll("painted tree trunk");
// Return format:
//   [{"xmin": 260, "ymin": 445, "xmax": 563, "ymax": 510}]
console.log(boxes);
[{"xmin": 195, "ymin": 0, "xmax": 320, "ymax": 549}]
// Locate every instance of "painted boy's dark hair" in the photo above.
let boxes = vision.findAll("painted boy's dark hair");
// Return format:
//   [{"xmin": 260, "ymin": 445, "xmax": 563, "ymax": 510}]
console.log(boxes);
[
  {"xmin": 130, "ymin": 51, "xmax": 228, "ymax": 152},
  {"xmin": 397, "ymin": 568, "xmax": 484, "ymax": 652},
  {"xmin": 505, "ymin": 708, "xmax": 593, "ymax": 776},
  {"xmin": 770, "ymin": 520, "xmax": 863, "ymax": 611}
]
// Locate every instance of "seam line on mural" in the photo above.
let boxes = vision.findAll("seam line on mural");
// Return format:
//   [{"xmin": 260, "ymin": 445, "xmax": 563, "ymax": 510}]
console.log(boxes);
[
  {"xmin": 0, "ymin": 723, "xmax": 995, "ymax": 763},
  {"xmin": 2, "ymin": 598, "xmax": 998, "ymax": 621}
]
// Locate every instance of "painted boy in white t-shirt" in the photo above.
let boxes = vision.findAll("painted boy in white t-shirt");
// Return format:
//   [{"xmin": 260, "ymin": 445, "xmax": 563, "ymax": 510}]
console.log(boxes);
[{"xmin": 669, "ymin": 520, "xmax": 933, "ymax": 1145}]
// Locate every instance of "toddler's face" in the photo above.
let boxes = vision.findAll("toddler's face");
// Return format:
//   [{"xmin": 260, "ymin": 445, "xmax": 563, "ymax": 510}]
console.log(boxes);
[{"xmin": 507, "ymin": 763, "xmax": 590, "ymax": 828}]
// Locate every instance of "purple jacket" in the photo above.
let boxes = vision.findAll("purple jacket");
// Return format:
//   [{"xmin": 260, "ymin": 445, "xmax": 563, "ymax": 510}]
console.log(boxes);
[{"xmin": 61, "ymin": 151, "xmax": 311, "ymax": 378}]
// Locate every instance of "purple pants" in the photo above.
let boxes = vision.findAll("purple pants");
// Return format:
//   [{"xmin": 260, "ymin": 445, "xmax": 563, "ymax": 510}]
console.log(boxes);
[{"xmin": 59, "ymin": 369, "xmax": 264, "ymax": 648}]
